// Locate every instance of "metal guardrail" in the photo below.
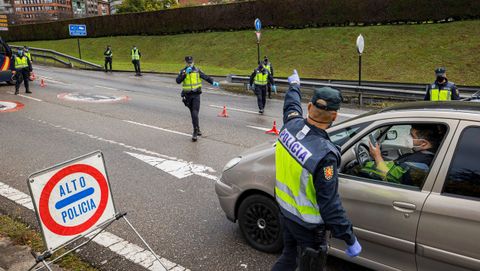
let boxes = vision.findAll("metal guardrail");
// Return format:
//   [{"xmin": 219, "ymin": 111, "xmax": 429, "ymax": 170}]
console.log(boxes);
[
  {"xmin": 228, "ymin": 75, "xmax": 480, "ymax": 105},
  {"xmin": 10, "ymin": 45, "xmax": 102, "ymax": 70}
]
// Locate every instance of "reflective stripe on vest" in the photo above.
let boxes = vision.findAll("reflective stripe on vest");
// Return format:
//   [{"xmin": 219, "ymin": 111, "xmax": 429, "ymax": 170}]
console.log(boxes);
[
  {"xmin": 254, "ymin": 71, "xmax": 268, "ymax": 86},
  {"xmin": 275, "ymin": 140, "xmax": 322, "ymax": 224},
  {"xmin": 131, "ymin": 49, "xmax": 140, "ymax": 60},
  {"xmin": 106, "ymin": 50, "xmax": 112, "ymax": 57},
  {"xmin": 430, "ymin": 88, "xmax": 451, "ymax": 101},
  {"xmin": 182, "ymin": 71, "xmax": 202, "ymax": 91},
  {"xmin": 264, "ymin": 64, "xmax": 271, "ymax": 73},
  {"xmin": 15, "ymin": 56, "xmax": 28, "ymax": 69}
]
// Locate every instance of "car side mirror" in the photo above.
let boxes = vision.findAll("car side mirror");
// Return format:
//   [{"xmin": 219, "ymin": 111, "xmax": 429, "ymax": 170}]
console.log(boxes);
[{"xmin": 386, "ymin": 130, "xmax": 398, "ymax": 140}]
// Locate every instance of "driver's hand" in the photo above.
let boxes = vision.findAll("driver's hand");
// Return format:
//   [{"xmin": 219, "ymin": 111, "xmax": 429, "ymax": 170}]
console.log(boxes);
[{"xmin": 369, "ymin": 141, "xmax": 382, "ymax": 160}]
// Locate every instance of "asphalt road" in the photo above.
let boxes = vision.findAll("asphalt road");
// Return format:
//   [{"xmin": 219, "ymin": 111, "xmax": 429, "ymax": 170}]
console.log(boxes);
[{"xmin": 0, "ymin": 66, "xmax": 368, "ymax": 271}]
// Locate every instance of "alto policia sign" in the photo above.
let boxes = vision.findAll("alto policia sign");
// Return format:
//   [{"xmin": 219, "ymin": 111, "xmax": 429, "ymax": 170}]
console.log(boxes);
[{"xmin": 28, "ymin": 151, "xmax": 116, "ymax": 251}]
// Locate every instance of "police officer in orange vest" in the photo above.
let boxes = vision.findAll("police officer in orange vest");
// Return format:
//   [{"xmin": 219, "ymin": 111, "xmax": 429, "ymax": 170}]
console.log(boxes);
[{"xmin": 424, "ymin": 67, "xmax": 459, "ymax": 101}]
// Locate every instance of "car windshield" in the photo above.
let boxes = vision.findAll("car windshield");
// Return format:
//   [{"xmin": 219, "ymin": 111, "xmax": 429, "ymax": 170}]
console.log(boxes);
[{"xmin": 329, "ymin": 123, "xmax": 369, "ymax": 146}]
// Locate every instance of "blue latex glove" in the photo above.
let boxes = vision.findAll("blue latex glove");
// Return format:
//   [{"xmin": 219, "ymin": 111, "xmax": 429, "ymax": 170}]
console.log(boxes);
[
  {"xmin": 213, "ymin": 81, "xmax": 220, "ymax": 87},
  {"xmin": 272, "ymin": 85, "xmax": 277, "ymax": 93},
  {"xmin": 185, "ymin": 67, "xmax": 192, "ymax": 74},
  {"xmin": 345, "ymin": 238, "xmax": 362, "ymax": 257},
  {"xmin": 288, "ymin": 69, "xmax": 300, "ymax": 86}
]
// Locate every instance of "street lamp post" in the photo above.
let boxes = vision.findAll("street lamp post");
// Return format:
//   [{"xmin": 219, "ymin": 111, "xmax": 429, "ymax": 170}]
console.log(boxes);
[{"xmin": 356, "ymin": 34, "xmax": 365, "ymax": 105}]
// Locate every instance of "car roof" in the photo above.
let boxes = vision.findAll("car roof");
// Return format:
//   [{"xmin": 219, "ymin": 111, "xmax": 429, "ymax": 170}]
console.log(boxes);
[{"xmin": 378, "ymin": 101, "xmax": 480, "ymax": 114}]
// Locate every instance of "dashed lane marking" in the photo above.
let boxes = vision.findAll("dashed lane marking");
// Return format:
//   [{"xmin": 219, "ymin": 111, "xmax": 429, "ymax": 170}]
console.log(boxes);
[
  {"xmin": 246, "ymin": 125, "xmax": 270, "ymax": 132},
  {"xmin": 123, "ymin": 120, "xmax": 191, "ymax": 137},
  {"xmin": 338, "ymin": 112, "xmax": 359, "ymax": 118},
  {"xmin": 7, "ymin": 92, "xmax": 43, "ymax": 102},
  {"xmin": 0, "ymin": 181, "xmax": 189, "ymax": 271},
  {"xmin": 208, "ymin": 104, "xmax": 259, "ymax": 115},
  {"xmin": 95, "ymin": 85, "xmax": 120, "ymax": 91}
]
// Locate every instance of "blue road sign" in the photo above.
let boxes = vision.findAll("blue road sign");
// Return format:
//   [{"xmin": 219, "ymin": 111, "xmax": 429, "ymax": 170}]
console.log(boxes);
[
  {"xmin": 254, "ymin": 18, "xmax": 262, "ymax": 32},
  {"xmin": 69, "ymin": 24, "xmax": 87, "ymax": 37}
]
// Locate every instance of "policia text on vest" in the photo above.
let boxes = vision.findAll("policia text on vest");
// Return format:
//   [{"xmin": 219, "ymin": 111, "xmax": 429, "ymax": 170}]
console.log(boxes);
[
  {"xmin": 176, "ymin": 56, "xmax": 220, "ymax": 142},
  {"xmin": 271, "ymin": 70, "xmax": 361, "ymax": 271}
]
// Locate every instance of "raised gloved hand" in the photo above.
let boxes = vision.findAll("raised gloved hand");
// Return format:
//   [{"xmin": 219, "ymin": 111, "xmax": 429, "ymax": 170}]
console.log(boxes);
[
  {"xmin": 345, "ymin": 238, "xmax": 362, "ymax": 257},
  {"xmin": 288, "ymin": 69, "xmax": 300, "ymax": 86},
  {"xmin": 213, "ymin": 81, "xmax": 220, "ymax": 87},
  {"xmin": 185, "ymin": 67, "xmax": 193, "ymax": 74},
  {"xmin": 272, "ymin": 85, "xmax": 277, "ymax": 93}
]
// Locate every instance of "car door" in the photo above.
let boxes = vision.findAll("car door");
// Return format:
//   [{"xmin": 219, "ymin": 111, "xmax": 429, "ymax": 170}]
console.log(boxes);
[
  {"xmin": 328, "ymin": 118, "xmax": 458, "ymax": 271},
  {"xmin": 416, "ymin": 121, "xmax": 480, "ymax": 271}
]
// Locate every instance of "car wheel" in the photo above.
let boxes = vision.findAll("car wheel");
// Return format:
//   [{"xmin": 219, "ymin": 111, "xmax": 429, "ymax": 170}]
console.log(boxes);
[{"xmin": 238, "ymin": 194, "xmax": 283, "ymax": 253}]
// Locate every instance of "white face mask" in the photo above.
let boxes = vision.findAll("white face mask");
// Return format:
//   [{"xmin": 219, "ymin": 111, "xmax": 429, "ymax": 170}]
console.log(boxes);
[{"xmin": 406, "ymin": 135, "xmax": 424, "ymax": 152}]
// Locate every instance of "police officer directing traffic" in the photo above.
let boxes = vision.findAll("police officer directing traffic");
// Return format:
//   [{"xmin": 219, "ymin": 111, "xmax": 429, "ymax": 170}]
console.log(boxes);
[
  {"xmin": 424, "ymin": 67, "xmax": 459, "ymax": 101},
  {"xmin": 249, "ymin": 64, "xmax": 276, "ymax": 114},
  {"xmin": 272, "ymin": 70, "xmax": 361, "ymax": 271},
  {"xmin": 176, "ymin": 56, "xmax": 220, "ymax": 142},
  {"xmin": 104, "ymin": 45, "xmax": 113, "ymax": 72},
  {"xmin": 131, "ymin": 45, "xmax": 142, "ymax": 76}
]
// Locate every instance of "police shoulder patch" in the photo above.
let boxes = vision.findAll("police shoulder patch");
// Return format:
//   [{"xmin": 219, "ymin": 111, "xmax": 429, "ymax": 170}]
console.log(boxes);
[
  {"xmin": 287, "ymin": 111, "xmax": 300, "ymax": 119},
  {"xmin": 323, "ymin": 165, "xmax": 334, "ymax": 181}
]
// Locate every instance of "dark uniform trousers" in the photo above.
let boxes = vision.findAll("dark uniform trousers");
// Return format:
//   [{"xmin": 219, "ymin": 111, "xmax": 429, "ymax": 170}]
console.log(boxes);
[
  {"xmin": 184, "ymin": 91, "xmax": 201, "ymax": 129},
  {"xmin": 254, "ymin": 85, "xmax": 267, "ymax": 110},
  {"xmin": 272, "ymin": 214, "xmax": 326, "ymax": 271},
  {"xmin": 105, "ymin": 57, "xmax": 112, "ymax": 71},
  {"xmin": 132, "ymin": 60, "xmax": 141, "ymax": 74},
  {"xmin": 15, "ymin": 69, "xmax": 30, "ymax": 93}
]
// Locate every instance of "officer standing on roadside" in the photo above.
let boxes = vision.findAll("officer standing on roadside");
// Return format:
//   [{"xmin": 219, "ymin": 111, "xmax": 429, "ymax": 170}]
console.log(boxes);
[
  {"xmin": 13, "ymin": 48, "xmax": 32, "ymax": 95},
  {"xmin": 131, "ymin": 45, "xmax": 142, "ymax": 76},
  {"xmin": 104, "ymin": 45, "xmax": 113, "ymax": 72},
  {"xmin": 272, "ymin": 70, "xmax": 361, "ymax": 271},
  {"xmin": 249, "ymin": 64, "xmax": 276, "ymax": 114},
  {"xmin": 23, "ymin": 46, "xmax": 32, "ymax": 63},
  {"xmin": 424, "ymin": 67, "xmax": 459, "ymax": 101},
  {"xmin": 176, "ymin": 56, "xmax": 220, "ymax": 142},
  {"xmin": 262, "ymin": 56, "xmax": 275, "ymax": 98}
]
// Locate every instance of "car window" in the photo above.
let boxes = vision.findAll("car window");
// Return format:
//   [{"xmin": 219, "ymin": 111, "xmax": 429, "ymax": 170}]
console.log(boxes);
[
  {"xmin": 443, "ymin": 126, "xmax": 480, "ymax": 200},
  {"xmin": 328, "ymin": 123, "xmax": 369, "ymax": 146},
  {"xmin": 341, "ymin": 123, "xmax": 447, "ymax": 189}
]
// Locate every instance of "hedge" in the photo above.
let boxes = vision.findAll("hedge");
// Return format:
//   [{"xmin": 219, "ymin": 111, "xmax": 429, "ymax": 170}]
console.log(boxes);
[{"xmin": 4, "ymin": 0, "xmax": 480, "ymax": 41}]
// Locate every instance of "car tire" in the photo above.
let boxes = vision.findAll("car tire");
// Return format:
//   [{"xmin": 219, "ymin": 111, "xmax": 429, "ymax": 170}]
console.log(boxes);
[{"xmin": 238, "ymin": 194, "xmax": 283, "ymax": 253}]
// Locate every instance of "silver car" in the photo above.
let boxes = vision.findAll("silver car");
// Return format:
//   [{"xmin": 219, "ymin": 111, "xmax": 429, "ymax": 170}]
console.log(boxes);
[{"xmin": 215, "ymin": 101, "xmax": 480, "ymax": 271}]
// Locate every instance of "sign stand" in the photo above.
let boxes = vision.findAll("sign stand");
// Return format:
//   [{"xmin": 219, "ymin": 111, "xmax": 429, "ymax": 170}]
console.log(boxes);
[
  {"xmin": 26, "ymin": 151, "xmax": 167, "ymax": 271},
  {"xmin": 69, "ymin": 24, "xmax": 87, "ymax": 59},
  {"xmin": 255, "ymin": 18, "xmax": 262, "ymax": 64}
]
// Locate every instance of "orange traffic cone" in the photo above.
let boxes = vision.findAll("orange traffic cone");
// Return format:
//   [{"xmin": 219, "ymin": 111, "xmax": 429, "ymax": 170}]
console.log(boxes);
[
  {"xmin": 265, "ymin": 121, "xmax": 280, "ymax": 136},
  {"xmin": 218, "ymin": 105, "xmax": 228, "ymax": 117},
  {"xmin": 40, "ymin": 79, "xmax": 45, "ymax": 87}
]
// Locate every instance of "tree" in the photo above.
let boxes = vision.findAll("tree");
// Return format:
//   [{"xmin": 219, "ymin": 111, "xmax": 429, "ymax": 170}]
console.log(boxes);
[{"xmin": 117, "ymin": 0, "xmax": 177, "ymax": 13}]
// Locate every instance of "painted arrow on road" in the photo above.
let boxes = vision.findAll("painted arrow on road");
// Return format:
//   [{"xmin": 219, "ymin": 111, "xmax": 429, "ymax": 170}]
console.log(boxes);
[{"xmin": 125, "ymin": 152, "xmax": 219, "ymax": 181}]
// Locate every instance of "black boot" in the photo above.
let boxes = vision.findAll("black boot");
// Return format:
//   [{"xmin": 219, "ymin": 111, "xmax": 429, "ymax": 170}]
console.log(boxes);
[
  {"xmin": 14, "ymin": 90, "xmax": 19, "ymax": 95},
  {"xmin": 196, "ymin": 127, "xmax": 202, "ymax": 136},
  {"xmin": 192, "ymin": 128, "xmax": 198, "ymax": 142}
]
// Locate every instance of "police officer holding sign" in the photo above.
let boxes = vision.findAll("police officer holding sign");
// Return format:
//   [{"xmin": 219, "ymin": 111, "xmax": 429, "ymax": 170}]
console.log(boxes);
[
  {"xmin": 249, "ymin": 64, "xmax": 276, "ymax": 114},
  {"xmin": 424, "ymin": 67, "xmax": 459, "ymax": 101},
  {"xmin": 13, "ymin": 48, "xmax": 32, "ymax": 95},
  {"xmin": 272, "ymin": 70, "xmax": 361, "ymax": 271},
  {"xmin": 176, "ymin": 56, "xmax": 220, "ymax": 142}
]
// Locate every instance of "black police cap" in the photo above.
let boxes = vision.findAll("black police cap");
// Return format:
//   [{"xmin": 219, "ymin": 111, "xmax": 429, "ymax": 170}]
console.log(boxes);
[
  {"xmin": 311, "ymin": 87, "xmax": 343, "ymax": 111},
  {"xmin": 435, "ymin": 67, "xmax": 446, "ymax": 76},
  {"xmin": 185, "ymin": 56, "xmax": 194, "ymax": 63}
]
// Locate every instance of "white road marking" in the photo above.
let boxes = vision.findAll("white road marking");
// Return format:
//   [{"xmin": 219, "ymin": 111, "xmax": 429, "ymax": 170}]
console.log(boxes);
[
  {"xmin": 208, "ymin": 104, "xmax": 259, "ymax": 115},
  {"xmin": 123, "ymin": 120, "xmax": 191, "ymax": 137},
  {"xmin": 42, "ymin": 78, "xmax": 69, "ymax": 85},
  {"xmin": 95, "ymin": 85, "xmax": 119, "ymax": 91},
  {"xmin": 28, "ymin": 117, "xmax": 219, "ymax": 181},
  {"xmin": 125, "ymin": 152, "xmax": 218, "ymax": 180},
  {"xmin": 7, "ymin": 92, "xmax": 43, "ymax": 102},
  {"xmin": 0, "ymin": 181, "xmax": 189, "ymax": 271},
  {"xmin": 338, "ymin": 112, "xmax": 358, "ymax": 118},
  {"xmin": 246, "ymin": 125, "xmax": 270, "ymax": 132}
]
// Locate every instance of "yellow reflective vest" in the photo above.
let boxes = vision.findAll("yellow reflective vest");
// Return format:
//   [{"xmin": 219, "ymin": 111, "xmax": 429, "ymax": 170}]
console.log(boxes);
[
  {"xmin": 14, "ymin": 56, "xmax": 28, "ymax": 69},
  {"xmin": 182, "ymin": 70, "xmax": 202, "ymax": 91}
]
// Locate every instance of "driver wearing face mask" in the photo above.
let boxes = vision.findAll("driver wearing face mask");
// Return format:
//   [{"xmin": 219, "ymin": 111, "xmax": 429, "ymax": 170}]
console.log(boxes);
[{"xmin": 363, "ymin": 124, "xmax": 444, "ymax": 186}]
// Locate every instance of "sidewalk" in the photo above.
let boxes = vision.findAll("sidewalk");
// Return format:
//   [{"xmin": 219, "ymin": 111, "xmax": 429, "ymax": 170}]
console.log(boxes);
[{"xmin": 0, "ymin": 236, "xmax": 63, "ymax": 271}]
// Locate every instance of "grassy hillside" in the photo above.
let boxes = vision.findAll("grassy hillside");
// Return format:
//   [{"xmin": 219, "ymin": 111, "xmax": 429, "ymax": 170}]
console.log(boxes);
[{"xmin": 14, "ymin": 20, "xmax": 480, "ymax": 85}]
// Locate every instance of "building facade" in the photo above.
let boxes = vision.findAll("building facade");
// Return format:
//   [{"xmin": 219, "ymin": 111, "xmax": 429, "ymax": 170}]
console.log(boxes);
[{"xmin": 12, "ymin": 0, "xmax": 72, "ymax": 23}]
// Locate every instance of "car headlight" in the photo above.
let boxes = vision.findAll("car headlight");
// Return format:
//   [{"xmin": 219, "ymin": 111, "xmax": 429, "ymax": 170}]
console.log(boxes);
[{"xmin": 223, "ymin": 156, "xmax": 242, "ymax": 172}]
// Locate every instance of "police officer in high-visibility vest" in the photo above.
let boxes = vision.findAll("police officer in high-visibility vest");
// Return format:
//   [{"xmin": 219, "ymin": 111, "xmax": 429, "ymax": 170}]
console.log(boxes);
[
  {"xmin": 262, "ymin": 56, "xmax": 275, "ymax": 98},
  {"xmin": 13, "ymin": 49, "xmax": 32, "ymax": 95},
  {"xmin": 424, "ymin": 67, "xmax": 459, "ymax": 101},
  {"xmin": 23, "ymin": 46, "xmax": 32, "ymax": 63},
  {"xmin": 131, "ymin": 45, "xmax": 142, "ymax": 76},
  {"xmin": 272, "ymin": 70, "xmax": 361, "ymax": 271},
  {"xmin": 249, "ymin": 64, "xmax": 276, "ymax": 114},
  {"xmin": 104, "ymin": 45, "xmax": 113, "ymax": 72},
  {"xmin": 176, "ymin": 56, "xmax": 220, "ymax": 142}
]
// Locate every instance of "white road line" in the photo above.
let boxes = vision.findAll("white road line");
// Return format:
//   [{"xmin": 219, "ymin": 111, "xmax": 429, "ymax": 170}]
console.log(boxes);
[
  {"xmin": 28, "ymin": 117, "xmax": 219, "ymax": 181},
  {"xmin": 0, "ymin": 181, "xmax": 189, "ymax": 271},
  {"xmin": 123, "ymin": 120, "xmax": 191, "ymax": 137},
  {"xmin": 95, "ymin": 85, "xmax": 119, "ymax": 91},
  {"xmin": 246, "ymin": 125, "xmax": 270, "ymax": 132},
  {"xmin": 338, "ymin": 113, "xmax": 359, "ymax": 118},
  {"xmin": 7, "ymin": 92, "xmax": 43, "ymax": 102},
  {"xmin": 43, "ymin": 78, "xmax": 69, "ymax": 85},
  {"xmin": 208, "ymin": 104, "xmax": 259, "ymax": 115}
]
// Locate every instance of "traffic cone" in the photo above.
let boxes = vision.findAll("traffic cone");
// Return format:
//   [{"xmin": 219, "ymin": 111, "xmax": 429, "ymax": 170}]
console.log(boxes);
[
  {"xmin": 265, "ymin": 121, "xmax": 280, "ymax": 136},
  {"xmin": 218, "ymin": 105, "xmax": 228, "ymax": 117},
  {"xmin": 40, "ymin": 79, "xmax": 45, "ymax": 87}
]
